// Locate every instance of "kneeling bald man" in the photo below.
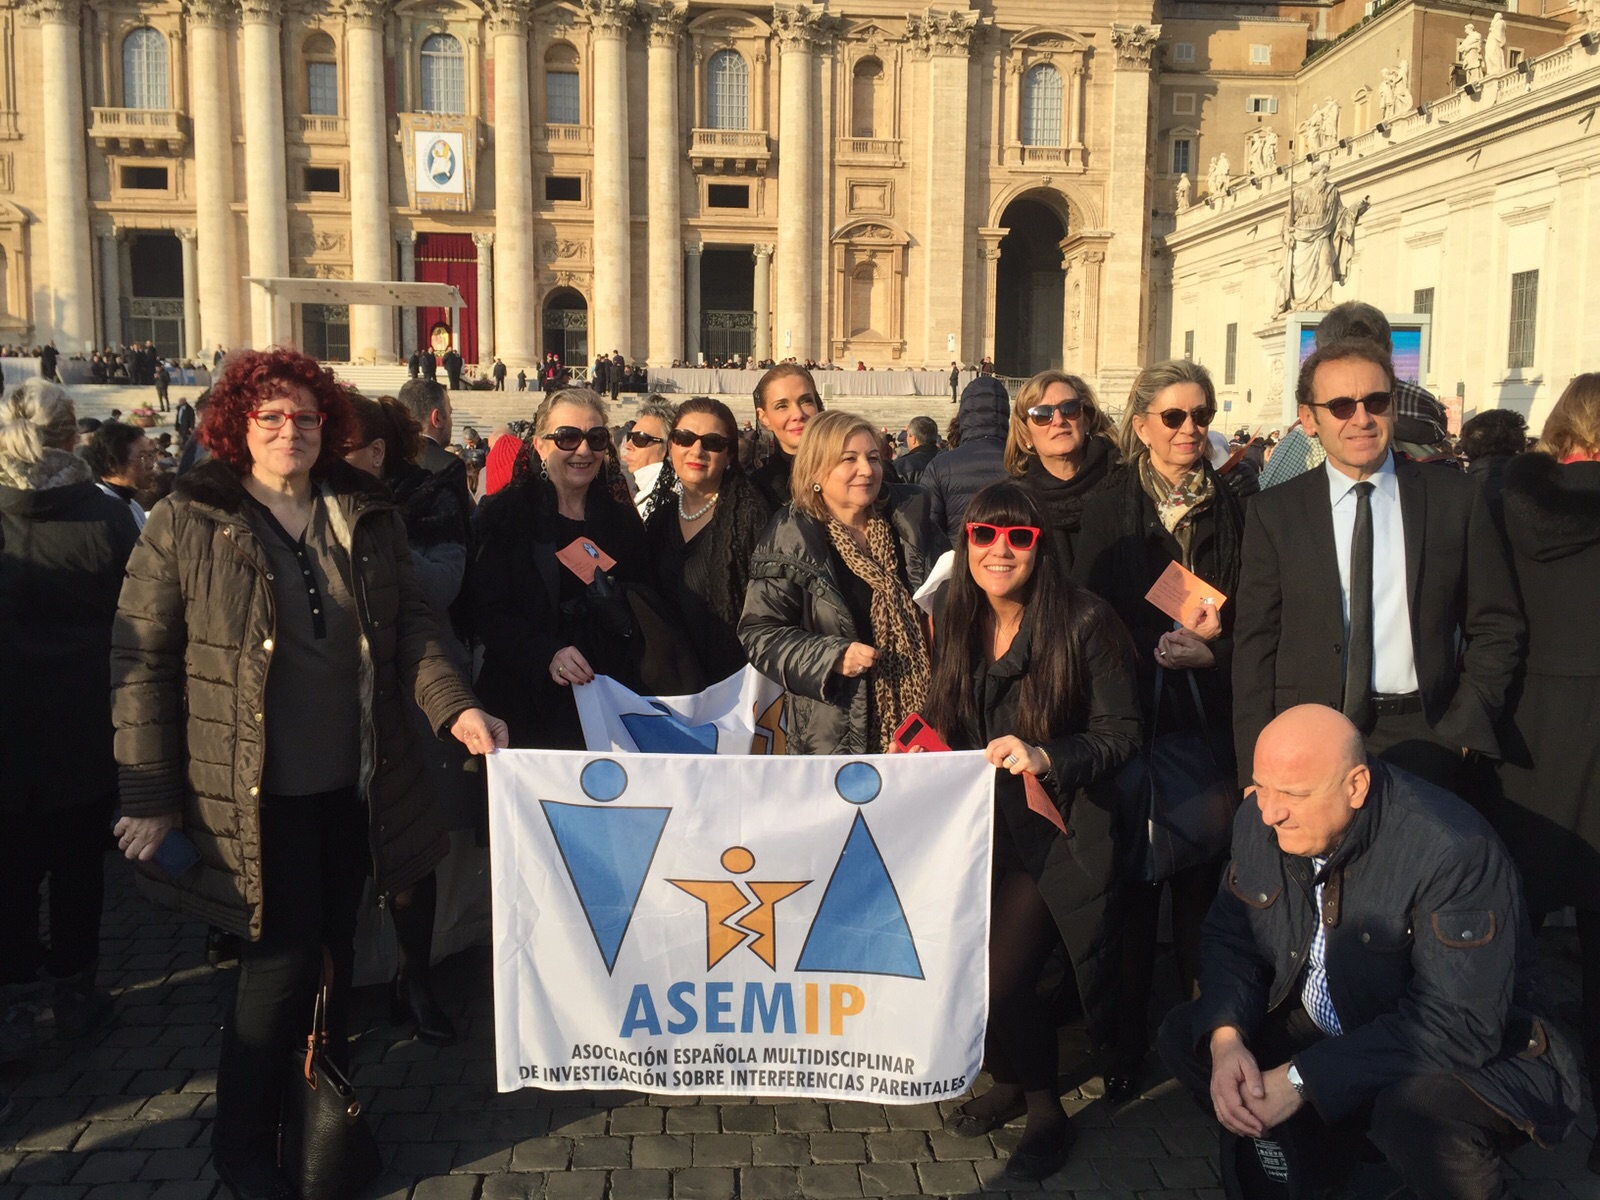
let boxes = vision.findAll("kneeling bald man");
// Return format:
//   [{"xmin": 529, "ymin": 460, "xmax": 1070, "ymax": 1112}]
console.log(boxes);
[{"xmin": 1158, "ymin": 705, "xmax": 1579, "ymax": 1199}]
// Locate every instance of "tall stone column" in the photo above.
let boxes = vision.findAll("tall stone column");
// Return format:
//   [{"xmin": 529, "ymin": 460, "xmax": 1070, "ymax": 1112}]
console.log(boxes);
[
  {"xmin": 473, "ymin": 233, "xmax": 496, "ymax": 365},
  {"xmin": 752, "ymin": 244, "xmax": 773, "ymax": 363},
  {"xmin": 773, "ymin": 3, "xmax": 831, "ymax": 362},
  {"xmin": 188, "ymin": 0, "xmax": 242, "ymax": 353},
  {"xmin": 34, "ymin": 0, "xmax": 95, "ymax": 351},
  {"xmin": 976, "ymin": 230, "xmax": 1005, "ymax": 363},
  {"xmin": 1103, "ymin": 22, "xmax": 1161, "ymax": 395},
  {"xmin": 396, "ymin": 231, "xmax": 417, "ymax": 360},
  {"xmin": 491, "ymin": 1, "xmax": 536, "ymax": 365},
  {"xmin": 240, "ymin": 0, "xmax": 292, "ymax": 348},
  {"xmin": 909, "ymin": 9, "xmax": 979, "ymax": 366},
  {"xmin": 346, "ymin": 0, "xmax": 395, "ymax": 363},
  {"xmin": 646, "ymin": 3, "xmax": 686, "ymax": 367},
  {"xmin": 586, "ymin": 0, "xmax": 635, "ymax": 363},
  {"xmin": 98, "ymin": 227, "xmax": 122, "ymax": 349},
  {"xmin": 178, "ymin": 229, "xmax": 201, "ymax": 358},
  {"xmin": 684, "ymin": 241, "xmax": 702, "ymax": 364}
]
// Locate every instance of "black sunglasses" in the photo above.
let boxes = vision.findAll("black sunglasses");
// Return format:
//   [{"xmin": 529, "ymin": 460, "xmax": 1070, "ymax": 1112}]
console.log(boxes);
[
  {"xmin": 1026, "ymin": 399, "xmax": 1085, "ymax": 425},
  {"xmin": 1152, "ymin": 405, "xmax": 1216, "ymax": 430},
  {"xmin": 669, "ymin": 429, "xmax": 734, "ymax": 454},
  {"xmin": 625, "ymin": 430, "xmax": 665, "ymax": 448},
  {"xmin": 1307, "ymin": 392, "xmax": 1393, "ymax": 421},
  {"xmin": 542, "ymin": 425, "xmax": 610, "ymax": 452}
]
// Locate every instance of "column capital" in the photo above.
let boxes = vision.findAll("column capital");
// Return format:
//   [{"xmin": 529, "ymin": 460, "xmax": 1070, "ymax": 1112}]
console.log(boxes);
[
  {"xmin": 342, "ymin": 0, "xmax": 390, "ymax": 30},
  {"xmin": 395, "ymin": 229, "xmax": 417, "ymax": 246},
  {"xmin": 752, "ymin": 243, "xmax": 775, "ymax": 259},
  {"xmin": 238, "ymin": 0, "xmax": 281, "ymax": 25},
  {"xmin": 583, "ymin": 0, "xmax": 639, "ymax": 39},
  {"xmin": 772, "ymin": 2, "xmax": 837, "ymax": 51},
  {"xmin": 489, "ymin": 0, "xmax": 535, "ymax": 35},
  {"xmin": 176, "ymin": 227, "xmax": 198, "ymax": 243},
  {"xmin": 23, "ymin": 0, "xmax": 83, "ymax": 23},
  {"xmin": 646, "ymin": 1, "xmax": 687, "ymax": 47},
  {"xmin": 473, "ymin": 231, "xmax": 496, "ymax": 248},
  {"xmin": 183, "ymin": 0, "xmax": 236, "ymax": 27},
  {"xmin": 1109, "ymin": 22, "xmax": 1161, "ymax": 69},
  {"xmin": 906, "ymin": 8, "xmax": 984, "ymax": 57},
  {"xmin": 683, "ymin": 240, "xmax": 702, "ymax": 256}
]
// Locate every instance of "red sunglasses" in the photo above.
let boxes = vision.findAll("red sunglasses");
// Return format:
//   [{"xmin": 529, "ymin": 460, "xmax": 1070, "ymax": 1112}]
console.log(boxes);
[{"xmin": 967, "ymin": 523, "xmax": 1041, "ymax": 551}]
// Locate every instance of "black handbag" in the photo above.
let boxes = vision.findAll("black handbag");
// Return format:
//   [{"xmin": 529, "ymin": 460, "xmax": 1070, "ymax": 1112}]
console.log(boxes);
[
  {"xmin": 1115, "ymin": 666, "xmax": 1240, "ymax": 885},
  {"xmin": 280, "ymin": 951, "xmax": 383, "ymax": 1200}
]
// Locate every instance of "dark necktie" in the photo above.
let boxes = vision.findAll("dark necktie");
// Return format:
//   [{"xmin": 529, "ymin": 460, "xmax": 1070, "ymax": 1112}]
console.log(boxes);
[{"xmin": 1341, "ymin": 482, "xmax": 1376, "ymax": 730}]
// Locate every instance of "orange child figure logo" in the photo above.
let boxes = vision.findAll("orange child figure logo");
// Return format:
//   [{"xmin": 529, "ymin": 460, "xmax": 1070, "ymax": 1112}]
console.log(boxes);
[{"xmin": 670, "ymin": 847, "xmax": 808, "ymax": 970}]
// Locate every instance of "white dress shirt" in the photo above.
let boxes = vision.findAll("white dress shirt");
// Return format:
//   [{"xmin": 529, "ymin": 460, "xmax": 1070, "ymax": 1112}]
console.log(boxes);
[
  {"xmin": 1325, "ymin": 452, "xmax": 1417, "ymax": 695},
  {"xmin": 632, "ymin": 459, "xmax": 664, "ymax": 517}
]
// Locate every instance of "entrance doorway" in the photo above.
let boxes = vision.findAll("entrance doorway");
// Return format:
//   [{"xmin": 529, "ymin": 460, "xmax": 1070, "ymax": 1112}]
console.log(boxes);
[
  {"xmin": 303, "ymin": 305, "xmax": 350, "ymax": 361},
  {"xmin": 414, "ymin": 232, "xmax": 478, "ymax": 363},
  {"xmin": 699, "ymin": 247, "xmax": 754, "ymax": 363},
  {"xmin": 125, "ymin": 231, "xmax": 184, "ymax": 356},
  {"xmin": 542, "ymin": 288, "xmax": 588, "ymax": 368},
  {"xmin": 994, "ymin": 197, "xmax": 1067, "ymax": 377}
]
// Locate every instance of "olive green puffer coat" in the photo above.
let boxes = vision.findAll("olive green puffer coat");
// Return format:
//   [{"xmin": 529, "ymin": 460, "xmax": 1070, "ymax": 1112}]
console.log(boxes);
[{"xmin": 110, "ymin": 458, "xmax": 480, "ymax": 941}]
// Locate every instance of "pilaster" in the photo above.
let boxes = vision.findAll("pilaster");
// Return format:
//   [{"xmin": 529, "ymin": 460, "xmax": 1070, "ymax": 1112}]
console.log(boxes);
[{"xmin": 474, "ymin": 232, "xmax": 496, "ymax": 365}]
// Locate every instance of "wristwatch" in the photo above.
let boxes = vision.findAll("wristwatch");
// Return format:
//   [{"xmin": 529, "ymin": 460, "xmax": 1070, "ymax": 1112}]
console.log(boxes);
[{"xmin": 1286, "ymin": 1062, "xmax": 1306, "ymax": 1098}]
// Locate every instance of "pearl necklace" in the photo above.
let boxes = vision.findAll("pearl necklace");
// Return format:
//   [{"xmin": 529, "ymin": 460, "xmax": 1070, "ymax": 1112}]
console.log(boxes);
[{"xmin": 678, "ymin": 488, "xmax": 719, "ymax": 522}]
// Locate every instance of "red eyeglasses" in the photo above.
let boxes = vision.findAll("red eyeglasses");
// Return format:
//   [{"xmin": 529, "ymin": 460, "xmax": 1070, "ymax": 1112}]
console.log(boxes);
[{"xmin": 967, "ymin": 523, "xmax": 1042, "ymax": 551}]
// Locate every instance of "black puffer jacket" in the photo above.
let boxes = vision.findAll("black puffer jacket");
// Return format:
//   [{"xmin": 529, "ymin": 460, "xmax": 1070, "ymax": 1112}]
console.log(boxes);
[
  {"xmin": 738, "ymin": 486, "xmax": 946, "ymax": 756},
  {"xmin": 920, "ymin": 377, "xmax": 1010, "ymax": 543},
  {"xmin": 1191, "ymin": 759, "xmax": 1580, "ymax": 1146},
  {"xmin": 895, "ymin": 445, "xmax": 938, "ymax": 486}
]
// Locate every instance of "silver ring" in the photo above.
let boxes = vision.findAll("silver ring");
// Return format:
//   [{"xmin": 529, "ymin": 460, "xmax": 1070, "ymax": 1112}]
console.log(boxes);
[
  {"xmin": 1003, "ymin": 754, "xmax": 1019, "ymax": 768},
  {"xmin": 1158, "ymin": 649, "xmax": 1167, "ymax": 657}
]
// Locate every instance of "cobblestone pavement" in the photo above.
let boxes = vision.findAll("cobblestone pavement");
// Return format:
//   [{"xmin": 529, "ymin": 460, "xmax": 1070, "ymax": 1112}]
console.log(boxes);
[{"xmin": 3, "ymin": 863, "xmax": 1596, "ymax": 1200}]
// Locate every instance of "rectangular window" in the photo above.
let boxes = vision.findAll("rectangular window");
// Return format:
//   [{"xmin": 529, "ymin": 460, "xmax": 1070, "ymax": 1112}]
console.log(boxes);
[
  {"xmin": 307, "ymin": 62, "xmax": 338, "ymax": 116},
  {"xmin": 1225, "ymin": 323, "xmax": 1238, "ymax": 385},
  {"xmin": 1412, "ymin": 287, "xmax": 1434, "ymax": 316},
  {"xmin": 1172, "ymin": 43, "xmax": 1195, "ymax": 63},
  {"xmin": 303, "ymin": 167, "xmax": 341, "ymax": 193},
  {"xmin": 1250, "ymin": 44, "xmax": 1272, "ymax": 64},
  {"xmin": 1183, "ymin": 330, "xmax": 1195, "ymax": 361},
  {"xmin": 545, "ymin": 175, "xmax": 582, "ymax": 202},
  {"xmin": 120, "ymin": 165, "xmax": 169, "ymax": 190},
  {"xmin": 1246, "ymin": 95, "xmax": 1278, "ymax": 114},
  {"xmin": 546, "ymin": 71, "xmax": 580, "ymax": 125},
  {"xmin": 707, "ymin": 184, "xmax": 750, "ymax": 209},
  {"xmin": 1507, "ymin": 270, "xmax": 1538, "ymax": 370},
  {"xmin": 1172, "ymin": 92, "xmax": 1196, "ymax": 115},
  {"xmin": 1171, "ymin": 137, "xmax": 1192, "ymax": 177}
]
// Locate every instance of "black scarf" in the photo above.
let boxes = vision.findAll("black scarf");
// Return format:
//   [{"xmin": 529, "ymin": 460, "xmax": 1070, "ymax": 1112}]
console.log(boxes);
[
  {"xmin": 1022, "ymin": 436, "xmax": 1120, "ymax": 537},
  {"xmin": 646, "ymin": 466, "xmax": 773, "ymax": 631}
]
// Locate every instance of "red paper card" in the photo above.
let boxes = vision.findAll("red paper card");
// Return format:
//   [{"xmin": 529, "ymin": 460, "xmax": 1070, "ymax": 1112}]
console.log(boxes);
[
  {"xmin": 1023, "ymin": 774, "xmax": 1067, "ymax": 836},
  {"xmin": 1144, "ymin": 559, "xmax": 1228, "ymax": 632},
  {"xmin": 555, "ymin": 537, "xmax": 616, "ymax": 584}
]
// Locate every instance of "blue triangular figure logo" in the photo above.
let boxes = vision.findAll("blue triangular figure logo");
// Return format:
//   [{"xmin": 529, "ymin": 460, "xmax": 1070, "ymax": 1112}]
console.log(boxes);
[
  {"xmin": 795, "ymin": 811, "xmax": 924, "ymax": 979},
  {"xmin": 541, "ymin": 801, "xmax": 670, "ymax": 973},
  {"xmin": 620, "ymin": 702, "xmax": 719, "ymax": 754}
]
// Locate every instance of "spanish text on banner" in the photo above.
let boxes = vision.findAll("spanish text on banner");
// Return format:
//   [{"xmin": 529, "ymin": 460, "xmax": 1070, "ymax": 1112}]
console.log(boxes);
[{"xmin": 487, "ymin": 749, "xmax": 994, "ymax": 1101}]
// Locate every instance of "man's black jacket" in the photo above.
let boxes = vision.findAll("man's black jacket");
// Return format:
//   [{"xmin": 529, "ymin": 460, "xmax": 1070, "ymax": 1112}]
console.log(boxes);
[{"xmin": 1190, "ymin": 759, "xmax": 1579, "ymax": 1146}]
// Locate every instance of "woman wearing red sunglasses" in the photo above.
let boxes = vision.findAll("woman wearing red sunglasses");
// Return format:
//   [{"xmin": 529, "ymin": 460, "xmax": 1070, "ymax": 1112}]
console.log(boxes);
[
  {"xmin": 1071, "ymin": 358, "xmax": 1248, "ymax": 1103},
  {"xmin": 922, "ymin": 481, "xmax": 1141, "ymax": 1182}
]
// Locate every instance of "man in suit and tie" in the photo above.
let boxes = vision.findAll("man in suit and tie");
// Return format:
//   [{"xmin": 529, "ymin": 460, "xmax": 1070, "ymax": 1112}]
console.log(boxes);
[{"xmin": 1232, "ymin": 336, "xmax": 1523, "ymax": 789}]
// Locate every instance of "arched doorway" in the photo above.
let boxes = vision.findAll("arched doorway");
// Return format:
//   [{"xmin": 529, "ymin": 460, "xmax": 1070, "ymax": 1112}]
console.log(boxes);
[
  {"xmin": 542, "ymin": 287, "xmax": 588, "ymax": 368},
  {"xmin": 994, "ymin": 196, "xmax": 1067, "ymax": 377}
]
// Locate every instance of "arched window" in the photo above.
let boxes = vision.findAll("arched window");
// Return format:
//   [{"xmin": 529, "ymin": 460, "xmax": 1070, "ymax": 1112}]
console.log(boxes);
[
  {"xmin": 851, "ymin": 57, "xmax": 882, "ymax": 138},
  {"xmin": 545, "ymin": 43, "xmax": 580, "ymax": 125},
  {"xmin": 850, "ymin": 263, "xmax": 878, "ymax": 337},
  {"xmin": 304, "ymin": 32, "xmax": 338, "ymax": 116},
  {"xmin": 1021, "ymin": 63, "xmax": 1063, "ymax": 147},
  {"xmin": 122, "ymin": 27, "xmax": 169, "ymax": 110},
  {"xmin": 706, "ymin": 50, "xmax": 748, "ymax": 131},
  {"xmin": 420, "ymin": 33, "xmax": 466, "ymax": 115}
]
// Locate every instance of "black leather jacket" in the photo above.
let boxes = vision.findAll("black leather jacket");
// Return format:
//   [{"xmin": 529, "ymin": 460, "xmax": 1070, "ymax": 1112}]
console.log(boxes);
[{"xmin": 1190, "ymin": 759, "xmax": 1579, "ymax": 1146}]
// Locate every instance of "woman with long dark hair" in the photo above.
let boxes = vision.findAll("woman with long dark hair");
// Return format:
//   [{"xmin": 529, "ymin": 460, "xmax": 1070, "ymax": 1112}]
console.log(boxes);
[
  {"xmin": 642, "ymin": 397, "xmax": 773, "ymax": 682},
  {"xmin": 923, "ymin": 481, "xmax": 1140, "ymax": 1182}
]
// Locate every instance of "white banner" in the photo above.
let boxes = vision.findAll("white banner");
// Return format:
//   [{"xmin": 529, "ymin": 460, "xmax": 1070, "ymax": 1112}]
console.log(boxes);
[
  {"xmin": 487, "ymin": 749, "xmax": 993, "ymax": 1101},
  {"xmin": 574, "ymin": 667, "xmax": 787, "ymax": 756}
]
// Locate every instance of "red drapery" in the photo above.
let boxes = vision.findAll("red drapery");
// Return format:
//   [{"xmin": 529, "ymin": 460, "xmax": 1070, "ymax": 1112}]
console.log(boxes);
[{"xmin": 415, "ymin": 232, "xmax": 479, "ymax": 365}]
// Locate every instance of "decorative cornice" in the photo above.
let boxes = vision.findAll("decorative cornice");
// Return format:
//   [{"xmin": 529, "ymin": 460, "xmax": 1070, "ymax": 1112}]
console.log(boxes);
[
  {"xmin": 582, "ymin": 0, "xmax": 639, "ymax": 38},
  {"xmin": 646, "ymin": 1, "xmax": 688, "ymax": 47},
  {"xmin": 488, "ymin": 0, "xmax": 535, "ymax": 35},
  {"xmin": 239, "ymin": 0, "xmax": 281, "ymax": 25},
  {"xmin": 183, "ymin": 0, "xmax": 236, "ymax": 27},
  {"xmin": 1110, "ymin": 22, "xmax": 1161, "ymax": 68},
  {"xmin": 25, "ymin": 0, "xmax": 84, "ymax": 23},
  {"xmin": 342, "ymin": 0, "xmax": 389, "ymax": 30},
  {"xmin": 905, "ymin": 7, "xmax": 982, "ymax": 57},
  {"xmin": 772, "ymin": 2, "xmax": 838, "ymax": 51}
]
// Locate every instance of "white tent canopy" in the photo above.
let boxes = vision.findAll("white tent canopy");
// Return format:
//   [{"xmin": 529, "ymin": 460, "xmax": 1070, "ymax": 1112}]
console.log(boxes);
[{"xmin": 244, "ymin": 277, "xmax": 463, "ymax": 349}]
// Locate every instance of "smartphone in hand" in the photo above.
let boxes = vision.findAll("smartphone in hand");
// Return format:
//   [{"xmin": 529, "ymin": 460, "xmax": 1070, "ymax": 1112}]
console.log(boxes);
[{"xmin": 893, "ymin": 712, "xmax": 952, "ymax": 754}]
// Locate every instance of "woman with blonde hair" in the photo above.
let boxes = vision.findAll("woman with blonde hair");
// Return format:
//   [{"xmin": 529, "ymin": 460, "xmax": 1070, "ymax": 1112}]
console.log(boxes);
[
  {"xmin": 1004, "ymin": 370, "xmax": 1122, "ymax": 572},
  {"xmin": 740, "ymin": 410, "xmax": 945, "ymax": 755},
  {"xmin": 1490, "ymin": 373, "xmax": 1600, "ymax": 1169}
]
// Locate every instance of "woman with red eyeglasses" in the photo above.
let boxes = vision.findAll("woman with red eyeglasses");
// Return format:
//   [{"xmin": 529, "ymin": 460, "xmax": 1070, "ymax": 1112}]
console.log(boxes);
[
  {"xmin": 108, "ymin": 348, "xmax": 506, "ymax": 1200},
  {"xmin": 921, "ymin": 481, "xmax": 1140, "ymax": 1183},
  {"xmin": 641, "ymin": 397, "xmax": 772, "ymax": 683},
  {"xmin": 1070, "ymin": 357, "xmax": 1247, "ymax": 1104}
]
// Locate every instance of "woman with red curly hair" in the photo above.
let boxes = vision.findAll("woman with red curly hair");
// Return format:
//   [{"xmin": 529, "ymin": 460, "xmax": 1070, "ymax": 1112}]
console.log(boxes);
[{"xmin": 109, "ymin": 348, "xmax": 507, "ymax": 1200}]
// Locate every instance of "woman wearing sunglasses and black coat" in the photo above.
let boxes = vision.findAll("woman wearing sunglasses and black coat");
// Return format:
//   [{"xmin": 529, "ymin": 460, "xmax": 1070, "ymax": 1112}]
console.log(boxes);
[
  {"xmin": 1069, "ymin": 358, "xmax": 1247, "ymax": 1105},
  {"xmin": 641, "ymin": 398, "xmax": 773, "ymax": 683}
]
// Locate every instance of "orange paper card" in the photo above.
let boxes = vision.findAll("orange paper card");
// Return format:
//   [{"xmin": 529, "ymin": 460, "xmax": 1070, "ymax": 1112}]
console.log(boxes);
[
  {"xmin": 1023, "ymin": 774, "xmax": 1068, "ymax": 836},
  {"xmin": 1144, "ymin": 560, "xmax": 1228, "ymax": 631},
  {"xmin": 555, "ymin": 536, "xmax": 616, "ymax": 584}
]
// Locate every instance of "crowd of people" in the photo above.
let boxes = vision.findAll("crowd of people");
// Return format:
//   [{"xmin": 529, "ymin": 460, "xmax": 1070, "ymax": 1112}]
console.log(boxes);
[{"xmin": 2, "ymin": 298, "xmax": 1598, "ymax": 1199}]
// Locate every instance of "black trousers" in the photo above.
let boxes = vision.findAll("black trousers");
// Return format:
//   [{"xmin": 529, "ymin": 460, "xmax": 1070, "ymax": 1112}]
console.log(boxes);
[
  {"xmin": 981, "ymin": 829, "xmax": 1065, "ymax": 1093},
  {"xmin": 214, "ymin": 788, "xmax": 368, "ymax": 1152},
  {"xmin": 0, "ymin": 799, "xmax": 112, "ymax": 985},
  {"xmin": 1157, "ymin": 999, "xmax": 1525, "ymax": 1200},
  {"xmin": 1114, "ymin": 857, "xmax": 1221, "ymax": 1065},
  {"xmin": 1365, "ymin": 708, "xmax": 1462, "ymax": 792}
]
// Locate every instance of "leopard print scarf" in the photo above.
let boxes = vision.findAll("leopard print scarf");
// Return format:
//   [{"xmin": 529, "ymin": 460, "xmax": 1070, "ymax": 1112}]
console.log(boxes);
[{"xmin": 826, "ymin": 516, "xmax": 931, "ymax": 752}]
